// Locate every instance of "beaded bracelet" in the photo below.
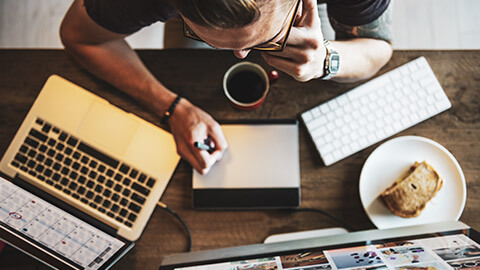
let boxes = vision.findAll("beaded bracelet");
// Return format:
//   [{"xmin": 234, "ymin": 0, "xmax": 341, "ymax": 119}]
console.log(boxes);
[{"xmin": 161, "ymin": 95, "xmax": 182, "ymax": 124}]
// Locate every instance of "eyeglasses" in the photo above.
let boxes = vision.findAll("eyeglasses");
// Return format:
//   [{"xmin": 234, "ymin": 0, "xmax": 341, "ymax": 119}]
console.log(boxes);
[{"xmin": 183, "ymin": 0, "xmax": 301, "ymax": 51}]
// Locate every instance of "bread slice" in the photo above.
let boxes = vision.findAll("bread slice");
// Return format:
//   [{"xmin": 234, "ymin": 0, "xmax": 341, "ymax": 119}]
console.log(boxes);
[{"xmin": 381, "ymin": 161, "xmax": 443, "ymax": 218}]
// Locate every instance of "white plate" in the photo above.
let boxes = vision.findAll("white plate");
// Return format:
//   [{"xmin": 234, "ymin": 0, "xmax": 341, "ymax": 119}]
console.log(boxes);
[{"xmin": 359, "ymin": 136, "xmax": 466, "ymax": 229}]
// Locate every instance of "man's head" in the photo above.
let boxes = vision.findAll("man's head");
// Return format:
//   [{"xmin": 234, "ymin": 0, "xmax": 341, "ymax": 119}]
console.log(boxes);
[{"xmin": 170, "ymin": 0, "xmax": 299, "ymax": 58}]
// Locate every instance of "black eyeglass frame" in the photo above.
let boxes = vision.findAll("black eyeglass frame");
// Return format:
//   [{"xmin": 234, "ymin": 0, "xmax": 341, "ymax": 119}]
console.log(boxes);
[{"xmin": 182, "ymin": 0, "xmax": 301, "ymax": 51}]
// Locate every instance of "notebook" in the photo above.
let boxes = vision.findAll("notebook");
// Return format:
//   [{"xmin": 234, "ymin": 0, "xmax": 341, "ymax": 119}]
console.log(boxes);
[
  {"xmin": 192, "ymin": 121, "xmax": 301, "ymax": 209},
  {"xmin": 0, "ymin": 74, "xmax": 180, "ymax": 246}
]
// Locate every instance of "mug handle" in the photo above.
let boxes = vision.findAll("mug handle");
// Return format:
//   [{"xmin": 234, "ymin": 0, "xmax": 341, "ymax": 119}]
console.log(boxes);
[{"xmin": 267, "ymin": 70, "xmax": 279, "ymax": 84}]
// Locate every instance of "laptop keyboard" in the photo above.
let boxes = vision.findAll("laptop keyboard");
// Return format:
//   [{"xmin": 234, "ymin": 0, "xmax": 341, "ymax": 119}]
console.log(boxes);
[{"xmin": 10, "ymin": 118, "xmax": 157, "ymax": 228}]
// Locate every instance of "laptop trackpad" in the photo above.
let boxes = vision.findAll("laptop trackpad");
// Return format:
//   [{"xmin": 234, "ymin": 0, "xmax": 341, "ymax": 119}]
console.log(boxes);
[{"xmin": 78, "ymin": 101, "xmax": 139, "ymax": 156}]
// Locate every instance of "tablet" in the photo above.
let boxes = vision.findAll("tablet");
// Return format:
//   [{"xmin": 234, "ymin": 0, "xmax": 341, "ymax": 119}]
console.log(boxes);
[{"xmin": 192, "ymin": 120, "xmax": 300, "ymax": 209}]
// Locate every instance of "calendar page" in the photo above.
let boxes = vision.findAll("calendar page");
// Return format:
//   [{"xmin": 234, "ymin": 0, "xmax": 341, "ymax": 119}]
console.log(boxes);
[{"xmin": 0, "ymin": 176, "xmax": 126, "ymax": 269}]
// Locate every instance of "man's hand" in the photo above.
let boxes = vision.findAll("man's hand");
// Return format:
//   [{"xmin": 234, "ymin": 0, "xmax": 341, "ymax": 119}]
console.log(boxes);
[
  {"xmin": 167, "ymin": 98, "xmax": 228, "ymax": 175},
  {"xmin": 262, "ymin": 0, "xmax": 326, "ymax": 82}
]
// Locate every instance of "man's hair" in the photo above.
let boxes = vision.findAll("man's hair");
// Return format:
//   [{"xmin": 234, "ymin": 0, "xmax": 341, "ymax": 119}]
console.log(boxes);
[{"xmin": 169, "ymin": 0, "xmax": 262, "ymax": 28}]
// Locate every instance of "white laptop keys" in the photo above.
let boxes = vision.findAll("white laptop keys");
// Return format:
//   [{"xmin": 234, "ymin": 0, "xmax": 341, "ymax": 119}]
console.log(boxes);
[{"xmin": 0, "ymin": 75, "xmax": 180, "ymax": 242}]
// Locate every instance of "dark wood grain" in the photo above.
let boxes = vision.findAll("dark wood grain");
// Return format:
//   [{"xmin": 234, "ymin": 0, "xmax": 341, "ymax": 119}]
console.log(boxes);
[{"xmin": 0, "ymin": 49, "xmax": 479, "ymax": 270}]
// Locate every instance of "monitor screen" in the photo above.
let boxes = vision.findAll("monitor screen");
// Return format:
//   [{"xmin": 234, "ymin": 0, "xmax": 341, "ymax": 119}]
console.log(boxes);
[{"xmin": 162, "ymin": 227, "xmax": 480, "ymax": 270}]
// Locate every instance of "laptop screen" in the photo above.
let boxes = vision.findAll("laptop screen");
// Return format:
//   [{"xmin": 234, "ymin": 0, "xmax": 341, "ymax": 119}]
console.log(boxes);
[
  {"xmin": 0, "ymin": 175, "xmax": 133, "ymax": 270},
  {"xmin": 161, "ymin": 225, "xmax": 480, "ymax": 270}
]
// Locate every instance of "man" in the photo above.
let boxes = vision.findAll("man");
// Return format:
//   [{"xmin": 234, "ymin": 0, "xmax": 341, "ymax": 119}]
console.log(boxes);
[{"xmin": 60, "ymin": 0, "xmax": 392, "ymax": 174}]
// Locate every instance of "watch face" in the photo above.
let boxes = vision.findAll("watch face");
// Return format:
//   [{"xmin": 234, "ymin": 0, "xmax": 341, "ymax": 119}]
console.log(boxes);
[{"xmin": 330, "ymin": 54, "xmax": 340, "ymax": 72}]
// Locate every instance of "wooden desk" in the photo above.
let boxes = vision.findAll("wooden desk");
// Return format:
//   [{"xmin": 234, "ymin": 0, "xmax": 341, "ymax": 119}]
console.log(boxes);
[{"xmin": 0, "ymin": 50, "xmax": 479, "ymax": 269}]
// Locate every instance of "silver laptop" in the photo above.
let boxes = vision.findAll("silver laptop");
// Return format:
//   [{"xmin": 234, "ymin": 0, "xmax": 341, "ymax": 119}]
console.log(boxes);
[{"xmin": 0, "ymin": 75, "xmax": 180, "ymax": 241}]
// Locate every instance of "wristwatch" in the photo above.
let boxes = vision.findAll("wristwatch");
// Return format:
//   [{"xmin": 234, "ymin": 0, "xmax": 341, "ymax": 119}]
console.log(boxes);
[{"xmin": 320, "ymin": 39, "xmax": 340, "ymax": 80}]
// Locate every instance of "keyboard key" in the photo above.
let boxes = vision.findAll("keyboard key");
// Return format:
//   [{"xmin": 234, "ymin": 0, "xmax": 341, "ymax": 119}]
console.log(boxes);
[
  {"xmin": 73, "ymin": 151, "xmax": 81, "ymax": 159},
  {"xmin": 138, "ymin": 174, "xmax": 147, "ymax": 183},
  {"xmin": 10, "ymin": 161, "xmax": 19, "ymax": 168},
  {"xmin": 94, "ymin": 184, "xmax": 103, "ymax": 193},
  {"xmin": 97, "ymin": 175, "xmax": 106, "ymax": 184},
  {"xmin": 65, "ymin": 147, "xmax": 73, "ymax": 155},
  {"xmin": 120, "ymin": 198, "xmax": 128, "ymax": 206},
  {"xmin": 131, "ymin": 183, "xmax": 150, "ymax": 196},
  {"xmin": 55, "ymin": 143, "xmax": 64, "ymax": 151},
  {"xmin": 146, "ymin": 178, "xmax": 156, "ymax": 188},
  {"xmin": 72, "ymin": 162, "xmax": 80, "ymax": 170},
  {"xmin": 89, "ymin": 171, "xmax": 97, "ymax": 179},
  {"xmin": 128, "ymin": 213, "xmax": 137, "ymax": 222},
  {"xmin": 86, "ymin": 191, "xmax": 94, "ymax": 199},
  {"xmin": 78, "ymin": 176, "xmax": 86, "ymax": 184},
  {"xmin": 47, "ymin": 138, "xmax": 56, "ymax": 146},
  {"xmin": 106, "ymin": 169, "xmax": 114, "ymax": 177},
  {"xmin": 131, "ymin": 193, "xmax": 146, "ymax": 205},
  {"xmin": 25, "ymin": 137, "xmax": 39, "ymax": 148},
  {"xmin": 94, "ymin": 195, "xmax": 102, "ymax": 203},
  {"xmin": 89, "ymin": 160, "xmax": 98, "ymax": 169},
  {"xmin": 55, "ymin": 153, "xmax": 64, "ymax": 162},
  {"xmin": 102, "ymin": 200, "xmax": 111, "ymax": 208},
  {"xmin": 128, "ymin": 202, "xmax": 141, "ymax": 213},
  {"xmin": 53, "ymin": 162, "xmax": 61, "ymax": 171},
  {"xmin": 61, "ymin": 167, "xmax": 70, "ymax": 175},
  {"xmin": 107, "ymin": 212, "xmax": 114, "ymax": 218},
  {"xmin": 98, "ymin": 207, "xmax": 106, "ymax": 213},
  {"xmin": 81, "ymin": 156, "xmax": 89, "ymax": 164},
  {"xmin": 64, "ymin": 157, "xmax": 72, "ymax": 166},
  {"xmin": 112, "ymin": 194, "xmax": 120, "ymax": 202},
  {"xmin": 46, "ymin": 180, "xmax": 54, "ymax": 186},
  {"xmin": 80, "ymin": 198, "xmax": 88, "ymax": 204},
  {"xmin": 28, "ymin": 170, "xmax": 37, "ymax": 177},
  {"xmin": 27, "ymin": 160, "xmax": 36, "ymax": 168},
  {"xmin": 59, "ymin": 132, "xmax": 68, "ymax": 142},
  {"xmin": 122, "ymin": 178, "xmax": 131, "ymax": 186},
  {"xmin": 114, "ymin": 173, "xmax": 122, "ymax": 182},
  {"xmin": 44, "ymin": 169, "xmax": 52, "ymax": 177},
  {"xmin": 98, "ymin": 165, "xmax": 106, "ymax": 173},
  {"xmin": 29, "ymin": 129, "xmax": 47, "ymax": 142},
  {"xmin": 63, "ymin": 189, "xmax": 71, "ymax": 195},
  {"xmin": 119, "ymin": 209, "xmax": 128, "ymax": 217},
  {"xmin": 77, "ymin": 186, "xmax": 86, "ymax": 195},
  {"xmin": 106, "ymin": 180, "xmax": 114, "ymax": 188},
  {"xmin": 68, "ymin": 182, "xmax": 78, "ymax": 191},
  {"xmin": 122, "ymin": 189, "xmax": 131, "ymax": 197},
  {"xmin": 103, "ymin": 189, "xmax": 112, "ymax": 198},
  {"xmin": 47, "ymin": 149, "xmax": 55, "ymax": 157},
  {"xmin": 114, "ymin": 184, "xmax": 122, "ymax": 192},
  {"xmin": 89, "ymin": 202, "xmax": 97, "ymax": 209},
  {"xmin": 80, "ymin": 166, "xmax": 89, "ymax": 175},
  {"xmin": 42, "ymin": 123, "xmax": 51, "ymax": 133},
  {"xmin": 35, "ymin": 153, "xmax": 45, "ymax": 162},
  {"xmin": 72, "ymin": 193, "xmax": 80, "ymax": 200},
  {"xmin": 78, "ymin": 142, "xmax": 119, "ymax": 169},
  {"xmin": 35, "ymin": 164, "xmax": 45, "ymax": 173},
  {"xmin": 129, "ymin": 169, "xmax": 138, "ymax": 179},
  {"xmin": 27, "ymin": 149, "xmax": 36, "ymax": 158},
  {"xmin": 19, "ymin": 145, "xmax": 28, "ymax": 153},
  {"xmin": 60, "ymin": 177, "xmax": 69, "ymax": 186},
  {"xmin": 115, "ymin": 217, "xmax": 123, "ymax": 223},
  {"xmin": 52, "ymin": 127, "xmax": 60, "ymax": 133},
  {"xmin": 119, "ymin": 164, "xmax": 130, "ymax": 174},
  {"xmin": 35, "ymin": 118, "xmax": 44, "ymax": 125},
  {"xmin": 66, "ymin": 136, "xmax": 78, "ymax": 147},
  {"xmin": 125, "ymin": 221, "xmax": 133, "ymax": 227},
  {"xmin": 111, "ymin": 204, "xmax": 119, "ymax": 213},
  {"xmin": 86, "ymin": 180, "xmax": 95, "ymax": 188},
  {"xmin": 14, "ymin": 153, "xmax": 28, "ymax": 163}
]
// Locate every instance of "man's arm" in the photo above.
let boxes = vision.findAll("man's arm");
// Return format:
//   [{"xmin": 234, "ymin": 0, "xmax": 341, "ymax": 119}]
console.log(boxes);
[
  {"xmin": 329, "ymin": 2, "xmax": 393, "ymax": 82},
  {"xmin": 261, "ymin": 0, "xmax": 393, "ymax": 83},
  {"xmin": 60, "ymin": 0, "xmax": 227, "ymax": 174}
]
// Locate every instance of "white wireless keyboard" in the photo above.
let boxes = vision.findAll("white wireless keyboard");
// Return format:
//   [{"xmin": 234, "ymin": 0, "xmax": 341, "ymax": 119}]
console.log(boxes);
[{"xmin": 301, "ymin": 57, "xmax": 451, "ymax": 166}]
